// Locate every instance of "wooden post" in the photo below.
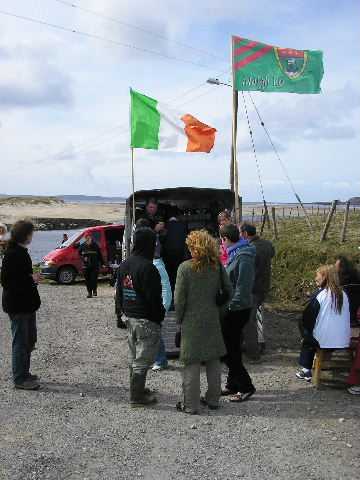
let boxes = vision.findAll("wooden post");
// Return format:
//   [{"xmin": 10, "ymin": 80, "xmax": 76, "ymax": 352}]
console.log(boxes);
[
  {"xmin": 340, "ymin": 200, "xmax": 350, "ymax": 243},
  {"xmin": 297, "ymin": 206, "xmax": 299, "ymax": 217},
  {"xmin": 260, "ymin": 211, "xmax": 267, "ymax": 236},
  {"xmin": 317, "ymin": 206, "xmax": 320, "ymax": 216},
  {"xmin": 320, "ymin": 200, "xmax": 338, "ymax": 242},
  {"xmin": 251, "ymin": 208, "xmax": 255, "ymax": 224},
  {"xmin": 282, "ymin": 207, "xmax": 285, "ymax": 218},
  {"xmin": 271, "ymin": 207, "xmax": 278, "ymax": 240},
  {"xmin": 263, "ymin": 200, "xmax": 271, "ymax": 229}
]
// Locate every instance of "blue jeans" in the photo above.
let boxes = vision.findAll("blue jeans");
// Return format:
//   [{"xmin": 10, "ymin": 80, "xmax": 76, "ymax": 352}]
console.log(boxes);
[
  {"xmin": 299, "ymin": 335, "xmax": 319, "ymax": 370},
  {"xmin": 154, "ymin": 336, "xmax": 168, "ymax": 367},
  {"xmin": 9, "ymin": 313, "xmax": 37, "ymax": 384}
]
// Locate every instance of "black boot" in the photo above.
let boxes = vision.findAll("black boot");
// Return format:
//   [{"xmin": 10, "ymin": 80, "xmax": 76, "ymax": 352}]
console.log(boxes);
[{"xmin": 129, "ymin": 372, "xmax": 157, "ymax": 407}]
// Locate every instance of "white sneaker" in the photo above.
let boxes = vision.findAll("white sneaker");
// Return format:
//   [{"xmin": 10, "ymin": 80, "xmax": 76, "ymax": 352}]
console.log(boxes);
[
  {"xmin": 152, "ymin": 364, "xmax": 163, "ymax": 372},
  {"xmin": 348, "ymin": 385, "xmax": 360, "ymax": 395}
]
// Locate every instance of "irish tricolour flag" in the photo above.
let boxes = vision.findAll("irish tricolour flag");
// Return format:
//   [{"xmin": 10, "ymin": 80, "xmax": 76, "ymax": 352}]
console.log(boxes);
[{"xmin": 130, "ymin": 89, "xmax": 217, "ymax": 153}]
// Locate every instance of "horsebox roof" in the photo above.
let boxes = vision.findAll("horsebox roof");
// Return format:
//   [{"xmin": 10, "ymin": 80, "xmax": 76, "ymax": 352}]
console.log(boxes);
[{"xmin": 127, "ymin": 187, "xmax": 234, "ymax": 209}]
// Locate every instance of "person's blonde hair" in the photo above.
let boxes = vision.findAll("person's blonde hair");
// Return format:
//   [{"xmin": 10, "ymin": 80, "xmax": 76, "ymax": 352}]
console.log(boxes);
[
  {"xmin": 186, "ymin": 230, "xmax": 219, "ymax": 272},
  {"xmin": 317, "ymin": 264, "xmax": 343, "ymax": 313}
]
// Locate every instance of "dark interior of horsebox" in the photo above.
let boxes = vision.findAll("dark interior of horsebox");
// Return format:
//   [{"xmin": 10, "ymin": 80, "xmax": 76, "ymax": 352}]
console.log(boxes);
[
  {"xmin": 135, "ymin": 202, "xmax": 220, "ymax": 236},
  {"xmin": 105, "ymin": 228, "xmax": 124, "ymax": 263}
]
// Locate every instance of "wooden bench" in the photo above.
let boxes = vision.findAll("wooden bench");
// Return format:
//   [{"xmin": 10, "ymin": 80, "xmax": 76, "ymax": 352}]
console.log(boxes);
[{"xmin": 312, "ymin": 327, "xmax": 360, "ymax": 388}]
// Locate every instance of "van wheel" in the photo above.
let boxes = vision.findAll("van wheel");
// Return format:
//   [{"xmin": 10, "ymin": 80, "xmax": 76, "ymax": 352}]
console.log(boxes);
[{"xmin": 57, "ymin": 266, "xmax": 76, "ymax": 285}]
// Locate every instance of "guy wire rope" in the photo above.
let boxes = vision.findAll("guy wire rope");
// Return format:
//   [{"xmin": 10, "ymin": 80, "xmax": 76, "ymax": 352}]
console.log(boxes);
[
  {"xmin": 240, "ymin": 91, "xmax": 270, "ymax": 232},
  {"xmin": 247, "ymin": 92, "xmax": 313, "ymax": 232}
]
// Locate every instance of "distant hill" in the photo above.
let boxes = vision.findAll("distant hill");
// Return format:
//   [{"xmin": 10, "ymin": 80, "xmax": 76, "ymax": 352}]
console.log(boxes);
[
  {"xmin": 0, "ymin": 194, "xmax": 126, "ymax": 204},
  {"xmin": 349, "ymin": 197, "xmax": 360, "ymax": 205},
  {"xmin": 0, "ymin": 195, "xmax": 63, "ymax": 206},
  {"xmin": 57, "ymin": 195, "xmax": 126, "ymax": 203}
]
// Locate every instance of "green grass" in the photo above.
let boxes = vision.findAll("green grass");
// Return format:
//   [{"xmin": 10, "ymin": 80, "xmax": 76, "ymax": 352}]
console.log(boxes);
[{"xmin": 259, "ymin": 211, "xmax": 360, "ymax": 311}]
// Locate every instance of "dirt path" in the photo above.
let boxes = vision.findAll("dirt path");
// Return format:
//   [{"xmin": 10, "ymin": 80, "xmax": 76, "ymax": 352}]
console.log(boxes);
[{"xmin": 0, "ymin": 284, "xmax": 359, "ymax": 480}]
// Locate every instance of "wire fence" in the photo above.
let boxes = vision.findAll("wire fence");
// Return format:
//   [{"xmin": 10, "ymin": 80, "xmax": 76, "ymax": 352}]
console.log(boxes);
[{"xmin": 243, "ymin": 202, "xmax": 360, "ymax": 243}]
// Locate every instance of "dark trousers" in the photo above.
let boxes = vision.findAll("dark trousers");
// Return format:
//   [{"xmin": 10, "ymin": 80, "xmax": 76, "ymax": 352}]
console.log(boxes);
[
  {"xmin": 164, "ymin": 256, "xmax": 183, "ymax": 295},
  {"xmin": 222, "ymin": 309, "xmax": 255, "ymax": 393},
  {"xmin": 299, "ymin": 336, "xmax": 319, "ymax": 370},
  {"xmin": 84, "ymin": 268, "xmax": 99, "ymax": 294},
  {"xmin": 9, "ymin": 312, "xmax": 37, "ymax": 384}
]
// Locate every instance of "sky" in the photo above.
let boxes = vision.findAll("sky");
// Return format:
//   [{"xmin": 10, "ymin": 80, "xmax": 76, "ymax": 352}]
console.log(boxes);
[{"xmin": 0, "ymin": 0, "xmax": 359, "ymax": 202}]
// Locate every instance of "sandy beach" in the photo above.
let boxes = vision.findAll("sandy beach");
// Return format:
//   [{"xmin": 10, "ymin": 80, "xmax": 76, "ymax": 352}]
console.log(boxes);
[{"xmin": 0, "ymin": 202, "xmax": 126, "ymax": 226}]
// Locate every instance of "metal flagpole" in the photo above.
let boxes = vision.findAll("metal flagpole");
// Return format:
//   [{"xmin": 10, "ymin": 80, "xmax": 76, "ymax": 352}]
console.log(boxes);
[
  {"xmin": 231, "ymin": 36, "xmax": 241, "ymax": 224},
  {"xmin": 131, "ymin": 147, "xmax": 136, "ymax": 228}
]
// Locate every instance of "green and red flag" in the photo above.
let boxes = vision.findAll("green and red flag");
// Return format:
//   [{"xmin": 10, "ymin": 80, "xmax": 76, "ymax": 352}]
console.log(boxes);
[{"xmin": 232, "ymin": 36, "xmax": 324, "ymax": 94}]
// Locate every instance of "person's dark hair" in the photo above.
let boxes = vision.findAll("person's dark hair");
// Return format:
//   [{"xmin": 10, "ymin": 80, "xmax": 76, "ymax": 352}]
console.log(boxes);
[
  {"xmin": 240, "ymin": 223, "xmax": 256, "ymax": 236},
  {"xmin": 9, "ymin": 220, "xmax": 34, "ymax": 245},
  {"xmin": 132, "ymin": 227, "xmax": 156, "ymax": 260},
  {"xmin": 220, "ymin": 223, "xmax": 240, "ymax": 243},
  {"xmin": 136, "ymin": 218, "xmax": 151, "ymax": 229},
  {"xmin": 335, "ymin": 255, "xmax": 359, "ymax": 285},
  {"xmin": 146, "ymin": 197, "xmax": 158, "ymax": 206}
]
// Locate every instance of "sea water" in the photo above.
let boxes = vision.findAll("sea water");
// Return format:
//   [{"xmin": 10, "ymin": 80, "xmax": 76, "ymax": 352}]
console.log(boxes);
[{"xmin": 29, "ymin": 230, "xmax": 80, "ymax": 263}]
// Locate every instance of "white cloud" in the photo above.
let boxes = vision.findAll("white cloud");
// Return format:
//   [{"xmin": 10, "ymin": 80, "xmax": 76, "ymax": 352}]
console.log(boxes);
[{"xmin": 0, "ymin": 0, "xmax": 359, "ymax": 202}]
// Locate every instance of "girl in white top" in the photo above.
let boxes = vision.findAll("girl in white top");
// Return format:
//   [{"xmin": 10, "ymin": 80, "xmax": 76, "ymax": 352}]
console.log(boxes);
[{"xmin": 296, "ymin": 264, "xmax": 351, "ymax": 382}]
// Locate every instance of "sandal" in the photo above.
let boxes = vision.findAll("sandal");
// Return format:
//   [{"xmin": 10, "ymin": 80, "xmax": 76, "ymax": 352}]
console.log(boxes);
[
  {"xmin": 229, "ymin": 389, "xmax": 256, "ymax": 403},
  {"xmin": 176, "ymin": 401, "xmax": 198, "ymax": 415}
]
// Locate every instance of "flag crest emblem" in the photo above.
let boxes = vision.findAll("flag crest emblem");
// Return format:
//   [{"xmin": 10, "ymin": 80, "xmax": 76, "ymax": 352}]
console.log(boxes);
[{"xmin": 275, "ymin": 48, "xmax": 307, "ymax": 79}]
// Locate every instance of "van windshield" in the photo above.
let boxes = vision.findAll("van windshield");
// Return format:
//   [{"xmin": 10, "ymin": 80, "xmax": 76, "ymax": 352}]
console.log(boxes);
[{"xmin": 60, "ymin": 230, "xmax": 83, "ymax": 248}]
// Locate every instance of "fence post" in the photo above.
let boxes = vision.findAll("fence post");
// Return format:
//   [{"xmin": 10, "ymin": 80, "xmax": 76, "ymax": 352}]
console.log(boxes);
[
  {"xmin": 260, "ymin": 212, "xmax": 267, "ymax": 236},
  {"xmin": 340, "ymin": 200, "xmax": 350, "ymax": 243},
  {"xmin": 271, "ymin": 207, "xmax": 279, "ymax": 240},
  {"xmin": 320, "ymin": 200, "xmax": 338, "ymax": 242}
]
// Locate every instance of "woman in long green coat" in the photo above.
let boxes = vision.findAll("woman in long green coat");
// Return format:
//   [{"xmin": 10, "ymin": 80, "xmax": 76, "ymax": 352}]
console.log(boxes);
[{"xmin": 175, "ymin": 230, "xmax": 233, "ymax": 414}]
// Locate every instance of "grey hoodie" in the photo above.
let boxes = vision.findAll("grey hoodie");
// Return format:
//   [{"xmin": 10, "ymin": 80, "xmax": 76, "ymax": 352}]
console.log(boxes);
[{"xmin": 226, "ymin": 243, "xmax": 256, "ymax": 311}]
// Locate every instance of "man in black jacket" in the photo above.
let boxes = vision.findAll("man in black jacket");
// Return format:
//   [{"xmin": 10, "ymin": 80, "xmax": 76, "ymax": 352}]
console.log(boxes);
[
  {"xmin": 1, "ymin": 220, "xmax": 41, "ymax": 390},
  {"xmin": 116, "ymin": 227, "xmax": 165, "ymax": 407},
  {"xmin": 240, "ymin": 223, "xmax": 275, "ymax": 359},
  {"xmin": 79, "ymin": 234, "xmax": 104, "ymax": 298}
]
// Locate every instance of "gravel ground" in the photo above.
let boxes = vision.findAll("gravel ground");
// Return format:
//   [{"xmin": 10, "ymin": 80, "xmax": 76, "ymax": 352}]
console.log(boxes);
[{"xmin": 1, "ymin": 283, "xmax": 359, "ymax": 480}]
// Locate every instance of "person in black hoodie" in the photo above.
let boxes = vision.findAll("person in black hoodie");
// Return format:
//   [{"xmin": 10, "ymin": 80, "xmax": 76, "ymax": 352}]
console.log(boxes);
[
  {"xmin": 1, "ymin": 220, "xmax": 41, "ymax": 390},
  {"xmin": 79, "ymin": 234, "xmax": 104, "ymax": 298},
  {"xmin": 116, "ymin": 227, "xmax": 165, "ymax": 407}
]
